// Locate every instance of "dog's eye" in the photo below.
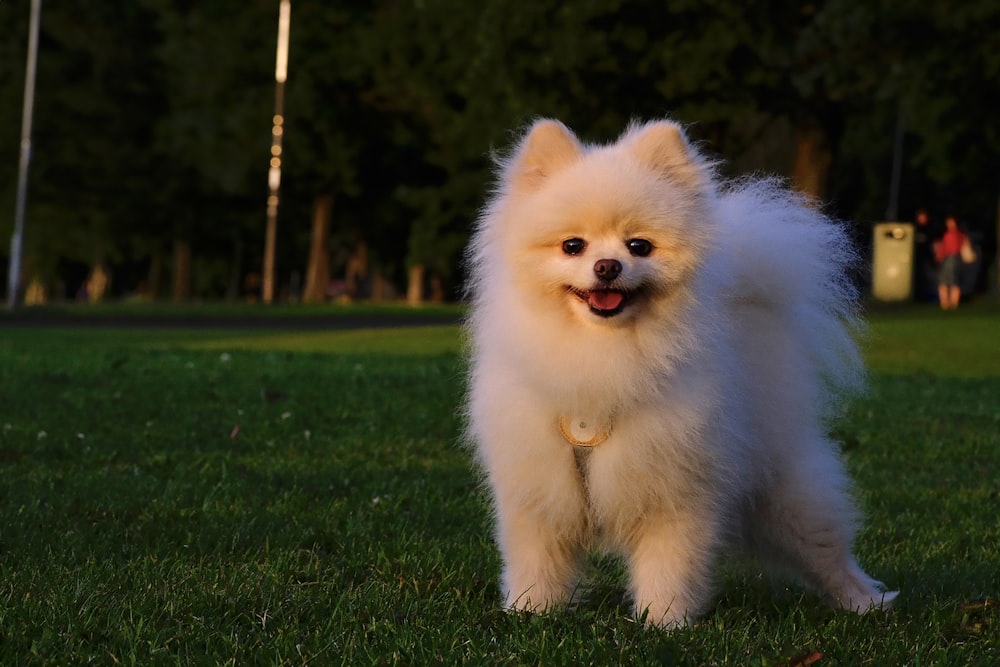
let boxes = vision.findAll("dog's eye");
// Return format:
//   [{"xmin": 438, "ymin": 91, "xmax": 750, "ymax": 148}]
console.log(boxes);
[
  {"xmin": 562, "ymin": 238, "xmax": 586, "ymax": 255},
  {"xmin": 626, "ymin": 238, "xmax": 653, "ymax": 257}
]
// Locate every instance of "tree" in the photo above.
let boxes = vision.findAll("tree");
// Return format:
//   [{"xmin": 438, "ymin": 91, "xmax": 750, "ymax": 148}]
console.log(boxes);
[
  {"xmin": 0, "ymin": 2, "xmax": 30, "ymax": 289},
  {"xmin": 144, "ymin": 0, "xmax": 275, "ymax": 301},
  {"xmin": 281, "ymin": 2, "xmax": 369, "ymax": 302},
  {"xmin": 301, "ymin": 192, "xmax": 332, "ymax": 302},
  {"xmin": 0, "ymin": 1, "xmax": 170, "ymax": 299},
  {"xmin": 4, "ymin": 0, "xmax": 997, "ymax": 301}
]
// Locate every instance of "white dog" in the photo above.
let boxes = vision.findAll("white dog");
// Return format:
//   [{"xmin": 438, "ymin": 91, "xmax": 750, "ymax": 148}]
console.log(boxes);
[{"xmin": 464, "ymin": 118, "xmax": 896, "ymax": 627}]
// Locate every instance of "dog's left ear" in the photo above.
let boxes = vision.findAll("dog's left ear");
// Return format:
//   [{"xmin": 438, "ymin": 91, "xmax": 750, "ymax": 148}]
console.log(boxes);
[
  {"xmin": 508, "ymin": 119, "xmax": 583, "ymax": 193},
  {"xmin": 625, "ymin": 121, "xmax": 707, "ymax": 189}
]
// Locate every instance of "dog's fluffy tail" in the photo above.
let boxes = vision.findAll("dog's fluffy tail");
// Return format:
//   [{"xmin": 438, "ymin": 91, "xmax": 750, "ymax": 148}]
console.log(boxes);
[{"xmin": 715, "ymin": 178, "xmax": 865, "ymax": 410}]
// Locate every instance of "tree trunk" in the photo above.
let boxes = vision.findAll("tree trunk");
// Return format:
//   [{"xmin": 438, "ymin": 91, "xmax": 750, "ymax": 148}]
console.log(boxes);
[
  {"xmin": 86, "ymin": 264, "xmax": 110, "ymax": 303},
  {"xmin": 172, "ymin": 239, "xmax": 192, "ymax": 302},
  {"xmin": 407, "ymin": 264, "xmax": 424, "ymax": 305},
  {"xmin": 345, "ymin": 240, "xmax": 368, "ymax": 300},
  {"xmin": 791, "ymin": 120, "xmax": 832, "ymax": 203},
  {"xmin": 429, "ymin": 272, "xmax": 444, "ymax": 303},
  {"xmin": 147, "ymin": 251, "xmax": 163, "ymax": 299},
  {"xmin": 303, "ymin": 193, "xmax": 334, "ymax": 303},
  {"xmin": 24, "ymin": 276, "xmax": 46, "ymax": 305},
  {"xmin": 371, "ymin": 272, "xmax": 391, "ymax": 302}
]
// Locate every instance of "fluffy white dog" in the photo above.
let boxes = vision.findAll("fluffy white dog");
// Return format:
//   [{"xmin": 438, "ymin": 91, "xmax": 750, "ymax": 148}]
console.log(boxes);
[{"xmin": 464, "ymin": 118, "xmax": 896, "ymax": 627}]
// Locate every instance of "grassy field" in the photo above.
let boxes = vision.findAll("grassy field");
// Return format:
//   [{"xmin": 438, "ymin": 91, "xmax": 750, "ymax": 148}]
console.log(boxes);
[{"xmin": 0, "ymin": 302, "xmax": 997, "ymax": 665}]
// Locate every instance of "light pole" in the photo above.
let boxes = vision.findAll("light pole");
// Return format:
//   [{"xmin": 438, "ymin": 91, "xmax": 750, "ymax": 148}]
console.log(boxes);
[
  {"xmin": 262, "ymin": 0, "xmax": 290, "ymax": 304},
  {"xmin": 7, "ymin": 0, "xmax": 42, "ymax": 311}
]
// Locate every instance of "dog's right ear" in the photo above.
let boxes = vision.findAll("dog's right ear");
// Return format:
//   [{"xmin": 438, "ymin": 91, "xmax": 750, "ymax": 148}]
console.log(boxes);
[
  {"xmin": 624, "ymin": 120, "xmax": 707, "ymax": 190},
  {"xmin": 507, "ymin": 120, "xmax": 582, "ymax": 192}
]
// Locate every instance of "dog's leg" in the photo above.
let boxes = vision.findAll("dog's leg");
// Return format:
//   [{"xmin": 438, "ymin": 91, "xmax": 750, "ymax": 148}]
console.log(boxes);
[
  {"xmin": 471, "ymin": 377, "xmax": 590, "ymax": 613},
  {"xmin": 486, "ymin": 433, "xmax": 588, "ymax": 613},
  {"xmin": 497, "ymin": 503, "xmax": 585, "ymax": 612},
  {"xmin": 752, "ymin": 440, "xmax": 897, "ymax": 612},
  {"xmin": 626, "ymin": 510, "xmax": 720, "ymax": 628}
]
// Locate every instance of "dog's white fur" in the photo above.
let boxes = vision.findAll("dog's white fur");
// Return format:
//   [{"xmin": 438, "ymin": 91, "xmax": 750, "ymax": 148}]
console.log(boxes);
[{"xmin": 464, "ymin": 119, "xmax": 896, "ymax": 628}]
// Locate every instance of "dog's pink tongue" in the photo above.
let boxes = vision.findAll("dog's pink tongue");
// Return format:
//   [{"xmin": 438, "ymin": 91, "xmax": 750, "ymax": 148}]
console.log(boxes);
[{"xmin": 589, "ymin": 290, "xmax": 624, "ymax": 311}]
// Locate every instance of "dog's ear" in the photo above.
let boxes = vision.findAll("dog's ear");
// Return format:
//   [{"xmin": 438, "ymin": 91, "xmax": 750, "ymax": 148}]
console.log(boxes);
[
  {"xmin": 508, "ymin": 120, "xmax": 582, "ymax": 192},
  {"xmin": 625, "ymin": 121, "xmax": 707, "ymax": 189}
]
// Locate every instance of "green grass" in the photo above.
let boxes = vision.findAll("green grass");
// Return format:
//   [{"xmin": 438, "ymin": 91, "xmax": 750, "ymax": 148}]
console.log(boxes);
[
  {"xmin": 0, "ymin": 300, "xmax": 465, "ymax": 322},
  {"xmin": 0, "ymin": 302, "xmax": 997, "ymax": 665}
]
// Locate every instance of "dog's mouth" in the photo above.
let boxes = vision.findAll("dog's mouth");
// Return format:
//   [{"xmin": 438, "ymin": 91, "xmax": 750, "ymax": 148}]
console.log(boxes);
[{"xmin": 568, "ymin": 286, "xmax": 632, "ymax": 317}]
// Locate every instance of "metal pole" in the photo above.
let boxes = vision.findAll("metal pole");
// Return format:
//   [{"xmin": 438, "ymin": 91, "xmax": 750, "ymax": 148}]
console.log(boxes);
[
  {"xmin": 7, "ymin": 0, "xmax": 42, "ymax": 311},
  {"xmin": 262, "ymin": 0, "xmax": 290, "ymax": 304}
]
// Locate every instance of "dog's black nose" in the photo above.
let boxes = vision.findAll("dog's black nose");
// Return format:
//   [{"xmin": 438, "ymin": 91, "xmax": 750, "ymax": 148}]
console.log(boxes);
[{"xmin": 593, "ymin": 259, "xmax": 622, "ymax": 281}]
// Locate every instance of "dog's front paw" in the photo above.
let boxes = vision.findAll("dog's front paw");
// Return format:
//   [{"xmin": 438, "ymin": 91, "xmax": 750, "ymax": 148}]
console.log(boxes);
[
  {"xmin": 503, "ymin": 584, "xmax": 569, "ymax": 614},
  {"xmin": 840, "ymin": 587, "xmax": 899, "ymax": 613},
  {"xmin": 636, "ymin": 600, "xmax": 695, "ymax": 630},
  {"xmin": 831, "ymin": 569, "xmax": 899, "ymax": 613}
]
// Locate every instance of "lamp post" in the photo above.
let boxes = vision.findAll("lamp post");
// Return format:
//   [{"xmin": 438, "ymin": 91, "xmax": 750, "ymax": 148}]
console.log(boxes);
[
  {"xmin": 262, "ymin": 0, "xmax": 290, "ymax": 304},
  {"xmin": 7, "ymin": 0, "xmax": 42, "ymax": 311}
]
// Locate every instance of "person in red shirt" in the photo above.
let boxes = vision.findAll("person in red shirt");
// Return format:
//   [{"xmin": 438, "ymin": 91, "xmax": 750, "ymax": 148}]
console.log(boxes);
[{"xmin": 934, "ymin": 215, "xmax": 969, "ymax": 309}]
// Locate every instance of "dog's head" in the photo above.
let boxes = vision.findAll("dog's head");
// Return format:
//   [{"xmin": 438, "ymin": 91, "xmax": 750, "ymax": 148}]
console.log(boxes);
[{"xmin": 489, "ymin": 119, "xmax": 717, "ymax": 327}]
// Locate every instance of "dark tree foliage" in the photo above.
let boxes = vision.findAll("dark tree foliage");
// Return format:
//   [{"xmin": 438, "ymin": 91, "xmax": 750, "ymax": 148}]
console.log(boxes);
[
  {"xmin": 1, "ymin": 1, "xmax": 168, "ymax": 296},
  {"xmin": 1, "ymin": 0, "xmax": 997, "ymax": 301}
]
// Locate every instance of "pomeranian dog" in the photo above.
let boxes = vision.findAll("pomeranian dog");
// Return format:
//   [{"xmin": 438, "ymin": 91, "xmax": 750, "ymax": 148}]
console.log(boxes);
[{"xmin": 464, "ymin": 118, "xmax": 896, "ymax": 628}]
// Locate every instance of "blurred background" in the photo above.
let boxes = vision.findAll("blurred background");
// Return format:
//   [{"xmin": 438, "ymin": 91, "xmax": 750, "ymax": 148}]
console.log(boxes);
[{"xmin": 1, "ymin": 0, "xmax": 997, "ymax": 306}]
